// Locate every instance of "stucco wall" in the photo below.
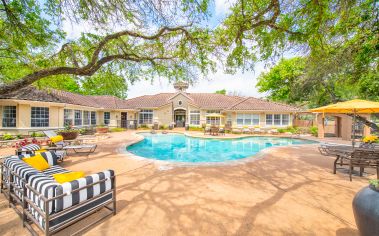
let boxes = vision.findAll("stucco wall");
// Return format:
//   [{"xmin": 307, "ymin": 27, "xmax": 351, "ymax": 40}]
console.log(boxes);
[{"xmin": 155, "ymin": 104, "xmax": 173, "ymax": 125}]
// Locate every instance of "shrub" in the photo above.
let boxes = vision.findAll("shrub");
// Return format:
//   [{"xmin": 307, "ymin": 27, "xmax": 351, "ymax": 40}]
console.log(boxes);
[
  {"xmin": 189, "ymin": 126, "xmax": 203, "ymax": 131},
  {"xmin": 138, "ymin": 124, "xmax": 150, "ymax": 130},
  {"xmin": 16, "ymin": 134, "xmax": 23, "ymax": 139},
  {"xmin": 110, "ymin": 128, "xmax": 126, "ymax": 132},
  {"xmin": 2, "ymin": 133, "xmax": 14, "ymax": 140},
  {"xmin": 31, "ymin": 132, "xmax": 45, "ymax": 137},
  {"xmin": 159, "ymin": 125, "xmax": 168, "ymax": 130},
  {"xmin": 277, "ymin": 128, "xmax": 286, "ymax": 133},
  {"xmin": 309, "ymin": 126, "xmax": 318, "ymax": 137}
]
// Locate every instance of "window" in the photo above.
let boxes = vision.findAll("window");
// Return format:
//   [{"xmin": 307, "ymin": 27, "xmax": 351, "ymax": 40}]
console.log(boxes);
[
  {"xmin": 64, "ymin": 109, "xmax": 73, "ymax": 126},
  {"xmin": 31, "ymin": 107, "xmax": 49, "ymax": 127},
  {"xmin": 2, "ymin": 106, "xmax": 16, "ymax": 127},
  {"xmin": 266, "ymin": 114, "xmax": 273, "ymax": 126},
  {"xmin": 190, "ymin": 110, "xmax": 200, "ymax": 125},
  {"xmin": 91, "ymin": 111, "xmax": 96, "ymax": 125},
  {"xmin": 206, "ymin": 110, "xmax": 220, "ymax": 114},
  {"xmin": 266, "ymin": 114, "xmax": 290, "ymax": 126},
  {"xmin": 237, "ymin": 114, "xmax": 260, "ymax": 126},
  {"xmin": 178, "ymin": 101, "xmax": 182, "ymax": 106},
  {"xmin": 139, "ymin": 110, "xmax": 153, "ymax": 124},
  {"xmin": 104, "ymin": 112, "xmax": 111, "ymax": 125},
  {"xmin": 206, "ymin": 117, "xmax": 220, "ymax": 125},
  {"xmin": 274, "ymin": 114, "xmax": 281, "ymax": 126},
  {"xmin": 282, "ymin": 114, "xmax": 289, "ymax": 126},
  {"xmin": 74, "ymin": 110, "xmax": 82, "ymax": 126},
  {"xmin": 83, "ymin": 111, "xmax": 90, "ymax": 125},
  {"xmin": 237, "ymin": 114, "xmax": 244, "ymax": 125}
]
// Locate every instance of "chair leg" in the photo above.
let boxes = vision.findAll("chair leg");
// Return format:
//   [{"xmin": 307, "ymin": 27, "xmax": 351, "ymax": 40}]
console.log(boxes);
[
  {"xmin": 359, "ymin": 167, "xmax": 364, "ymax": 177},
  {"xmin": 333, "ymin": 156, "xmax": 340, "ymax": 174},
  {"xmin": 349, "ymin": 163, "xmax": 353, "ymax": 181},
  {"xmin": 377, "ymin": 167, "xmax": 379, "ymax": 179}
]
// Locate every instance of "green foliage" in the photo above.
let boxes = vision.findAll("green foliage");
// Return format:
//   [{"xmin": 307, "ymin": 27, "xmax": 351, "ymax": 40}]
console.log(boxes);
[
  {"xmin": 30, "ymin": 132, "xmax": 45, "ymax": 137},
  {"xmin": 159, "ymin": 125, "xmax": 168, "ymax": 130},
  {"xmin": 2, "ymin": 133, "xmax": 15, "ymax": 140},
  {"xmin": 0, "ymin": 0, "xmax": 214, "ymax": 98},
  {"xmin": 110, "ymin": 128, "xmax": 126, "ymax": 132},
  {"xmin": 257, "ymin": 57, "xmax": 305, "ymax": 104},
  {"xmin": 369, "ymin": 179, "xmax": 379, "ymax": 189},
  {"xmin": 189, "ymin": 126, "xmax": 203, "ymax": 131},
  {"xmin": 215, "ymin": 89, "xmax": 226, "ymax": 95},
  {"xmin": 309, "ymin": 127, "xmax": 318, "ymax": 137},
  {"xmin": 220, "ymin": 0, "xmax": 378, "ymax": 106}
]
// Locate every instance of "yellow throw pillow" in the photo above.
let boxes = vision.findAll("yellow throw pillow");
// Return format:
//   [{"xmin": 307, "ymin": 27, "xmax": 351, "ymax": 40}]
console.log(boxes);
[
  {"xmin": 23, "ymin": 154, "xmax": 50, "ymax": 171},
  {"xmin": 52, "ymin": 172, "xmax": 85, "ymax": 184},
  {"xmin": 50, "ymin": 135, "xmax": 64, "ymax": 143}
]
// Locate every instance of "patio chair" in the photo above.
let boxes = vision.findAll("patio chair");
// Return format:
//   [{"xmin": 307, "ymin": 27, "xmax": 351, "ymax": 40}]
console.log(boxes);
[
  {"xmin": 204, "ymin": 125, "xmax": 211, "ymax": 135},
  {"xmin": 344, "ymin": 149, "xmax": 379, "ymax": 181},
  {"xmin": 43, "ymin": 130, "xmax": 97, "ymax": 155},
  {"xmin": 253, "ymin": 127, "xmax": 263, "ymax": 134},
  {"xmin": 242, "ymin": 126, "xmax": 251, "ymax": 134},
  {"xmin": 210, "ymin": 126, "xmax": 219, "ymax": 136},
  {"xmin": 224, "ymin": 124, "xmax": 232, "ymax": 133},
  {"xmin": 219, "ymin": 125, "xmax": 225, "ymax": 135}
]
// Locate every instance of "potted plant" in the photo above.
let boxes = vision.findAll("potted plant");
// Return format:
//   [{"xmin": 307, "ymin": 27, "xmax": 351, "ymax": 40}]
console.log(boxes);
[
  {"xmin": 57, "ymin": 125, "xmax": 79, "ymax": 140},
  {"xmin": 96, "ymin": 124, "xmax": 109, "ymax": 133},
  {"xmin": 360, "ymin": 135, "xmax": 379, "ymax": 148},
  {"xmin": 352, "ymin": 179, "xmax": 379, "ymax": 236}
]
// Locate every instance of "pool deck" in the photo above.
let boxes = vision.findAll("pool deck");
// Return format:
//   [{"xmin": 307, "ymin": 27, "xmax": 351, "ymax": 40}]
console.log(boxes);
[{"xmin": 0, "ymin": 130, "xmax": 373, "ymax": 236}]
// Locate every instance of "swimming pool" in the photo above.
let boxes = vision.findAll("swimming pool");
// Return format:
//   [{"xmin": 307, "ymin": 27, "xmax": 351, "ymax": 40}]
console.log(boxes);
[{"xmin": 126, "ymin": 133, "xmax": 317, "ymax": 163}]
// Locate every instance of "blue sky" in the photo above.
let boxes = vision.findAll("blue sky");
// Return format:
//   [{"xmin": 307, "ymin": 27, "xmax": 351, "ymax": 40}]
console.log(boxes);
[{"xmin": 62, "ymin": 0, "xmax": 267, "ymax": 98}]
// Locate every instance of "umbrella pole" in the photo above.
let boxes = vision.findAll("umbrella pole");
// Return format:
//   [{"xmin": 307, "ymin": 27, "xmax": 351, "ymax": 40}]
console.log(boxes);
[{"xmin": 352, "ymin": 111, "xmax": 356, "ymax": 148}]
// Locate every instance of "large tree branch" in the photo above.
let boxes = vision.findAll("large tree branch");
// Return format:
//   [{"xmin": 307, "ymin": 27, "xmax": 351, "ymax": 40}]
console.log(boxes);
[
  {"xmin": 346, "ymin": 114, "xmax": 379, "ymax": 132},
  {"xmin": 0, "ymin": 26, "xmax": 190, "ymax": 95}
]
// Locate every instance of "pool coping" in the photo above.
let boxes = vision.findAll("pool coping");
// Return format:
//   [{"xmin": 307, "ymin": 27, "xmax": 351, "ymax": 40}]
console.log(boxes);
[{"xmin": 118, "ymin": 131, "xmax": 319, "ymax": 168}]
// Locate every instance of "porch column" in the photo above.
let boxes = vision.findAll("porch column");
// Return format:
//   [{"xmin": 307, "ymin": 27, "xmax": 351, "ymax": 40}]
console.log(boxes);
[{"xmin": 317, "ymin": 113, "xmax": 325, "ymax": 139}]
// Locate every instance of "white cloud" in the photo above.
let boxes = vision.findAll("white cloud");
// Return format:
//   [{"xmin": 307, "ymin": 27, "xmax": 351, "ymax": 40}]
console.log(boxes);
[{"xmin": 214, "ymin": 0, "xmax": 237, "ymax": 16}]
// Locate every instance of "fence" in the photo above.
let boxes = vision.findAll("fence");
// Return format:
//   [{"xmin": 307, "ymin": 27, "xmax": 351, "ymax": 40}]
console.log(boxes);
[{"xmin": 293, "ymin": 119, "xmax": 314, "ymax": 127}]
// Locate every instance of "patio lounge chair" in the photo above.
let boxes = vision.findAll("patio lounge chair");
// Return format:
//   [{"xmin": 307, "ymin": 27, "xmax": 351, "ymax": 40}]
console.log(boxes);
[
  {"xmin": 16, "ymin": 143, "xmax": 66, "ymax": 161},
  {"xmin": 1, "ymin": 152, "xmax": 116, "ymax": 235},
  {"xmin": 344, "ymin": 149, "xmax": 379, "ymax": 181},
  {"xmin": 242, "ymin": 126, "xmax": 251, "ymax": 134},
  {"xmin": 43, "ymin": 130, "xmax": 97, "ymax": 155},
  {"xmin": 253, "ymin": 127, "xmax": 263, "ymax": 134}
]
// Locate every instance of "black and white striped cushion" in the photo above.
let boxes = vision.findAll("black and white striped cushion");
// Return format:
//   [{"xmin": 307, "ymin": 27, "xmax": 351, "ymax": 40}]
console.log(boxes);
[
  {"xmin": 21, "ymin": 144, "xmax": 41, "ymax": 151},
  {"xmin": 55, "ymin": 170, "xmax": 114, "ymax": 212},
  {"xmin": 43, "ymin": 165, "xmax": 70, "ymax": 176},
  {"xmin": 4, "ymin": 156, "xmax": 39, "ymax": 199},
  {"xmin": 38, "ymin": 151, "xmax": 59, "ymax": 166}
]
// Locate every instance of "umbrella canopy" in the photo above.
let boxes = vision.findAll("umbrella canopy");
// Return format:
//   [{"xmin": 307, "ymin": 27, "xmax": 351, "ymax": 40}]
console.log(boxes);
[
  {"xmin": 309, "ymin": 99, "xmax": 379, "ymax": 114},
  {"xmin": 205, "ymin": 113, "xmax": 225, "ymax": 118}
]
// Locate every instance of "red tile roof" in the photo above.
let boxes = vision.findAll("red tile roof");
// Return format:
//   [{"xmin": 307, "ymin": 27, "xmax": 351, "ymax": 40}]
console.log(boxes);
[{"xmin": 0, "ymin": 86, "xmax": 301, "ymax": 112}]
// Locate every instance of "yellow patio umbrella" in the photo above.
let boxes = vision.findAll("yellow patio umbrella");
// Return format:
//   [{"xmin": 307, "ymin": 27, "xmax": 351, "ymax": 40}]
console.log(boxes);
[
  {"xmin": 309, "ymin": 99, "xmax": 379, "ymax": 146},
  {"xmin": 309, "ymin": 99, "xmax": 379, "ymax": 114},
  {"xmin": 205, "ymin": 113, "xmax": 225, "ymax": 118}
]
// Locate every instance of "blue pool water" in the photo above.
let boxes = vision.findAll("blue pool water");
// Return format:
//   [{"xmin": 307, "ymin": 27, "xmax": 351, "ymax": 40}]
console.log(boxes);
[{"xmin": 127, "ymin": 133, "xmax": 317, "ymax": 163}]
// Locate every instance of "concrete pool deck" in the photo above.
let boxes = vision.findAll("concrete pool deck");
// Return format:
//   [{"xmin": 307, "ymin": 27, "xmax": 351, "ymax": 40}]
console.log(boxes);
[{"xmin": 0, "ymin": 130, "xmax": 373, "ymax": 235}]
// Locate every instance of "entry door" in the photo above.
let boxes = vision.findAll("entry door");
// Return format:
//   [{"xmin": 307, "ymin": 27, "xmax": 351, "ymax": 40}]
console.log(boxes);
[
  {"xmin": 176, "ymin": 115, "xmax": 185, "ymax": 127},
  {"xmin": 121, "ymin": 112, "xmax": 128, "ymax": 128}
]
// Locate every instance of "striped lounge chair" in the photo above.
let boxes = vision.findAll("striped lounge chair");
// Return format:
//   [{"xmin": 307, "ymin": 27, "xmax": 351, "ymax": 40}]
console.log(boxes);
[
  {"xmin": 16, "ymin": 143, "xmax": 66, "ymax": 161},
  {"xmin": 43, "ymin": 130, "xmax": 97, "ymax": 155},
  {"xmin": 1, "ymin": 152, "xmax": 116, "ymax": 236}
]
